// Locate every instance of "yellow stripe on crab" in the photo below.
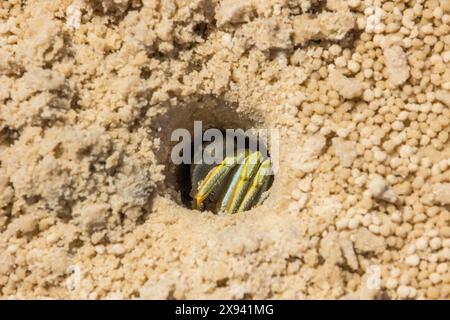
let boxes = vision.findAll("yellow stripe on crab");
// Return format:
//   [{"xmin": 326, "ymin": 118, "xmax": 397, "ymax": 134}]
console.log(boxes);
[
  {"xmin": 217, "ymin": 151, "xmax": 263, "ymax": 214},
  {"xmin": 192, "ymin": 152, "xmax": 246, "ymax": 210},
  {"xmin": 191, "ymin": 146, "xmax": 273, "ymax": 214},
  {"xmin": 237, "ymin": 158, "xmax": 272, "ymax": 212}
]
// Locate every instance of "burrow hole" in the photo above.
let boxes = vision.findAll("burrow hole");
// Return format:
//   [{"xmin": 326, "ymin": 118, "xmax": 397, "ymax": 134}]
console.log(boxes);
[{"xmin": 153, "ymin": 95, "xmax": 275, "ymax": 214}]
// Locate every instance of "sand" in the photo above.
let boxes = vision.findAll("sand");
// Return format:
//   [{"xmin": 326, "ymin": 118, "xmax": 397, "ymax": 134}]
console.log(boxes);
[{"xmin": 0, "ymin": 0, "xmax": 449, "ymax": 299}]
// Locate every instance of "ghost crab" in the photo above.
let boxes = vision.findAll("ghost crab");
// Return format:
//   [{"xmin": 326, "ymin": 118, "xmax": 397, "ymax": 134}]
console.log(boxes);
[{"xmin": 190, "ymin": 135, "xmax": 273, "ymax": 214}]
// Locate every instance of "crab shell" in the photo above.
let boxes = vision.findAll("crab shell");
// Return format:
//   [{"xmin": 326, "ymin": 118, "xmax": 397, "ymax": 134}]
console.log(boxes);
[{"xmin": 190, "ymin": 135, "xmax": 273, "ymax": 214}]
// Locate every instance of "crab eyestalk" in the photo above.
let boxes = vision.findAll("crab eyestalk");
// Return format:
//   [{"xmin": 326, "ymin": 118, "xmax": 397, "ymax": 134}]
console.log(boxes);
[{"xmin": 191, "ymin": 149, "xmax": 273, "ymax": 214}]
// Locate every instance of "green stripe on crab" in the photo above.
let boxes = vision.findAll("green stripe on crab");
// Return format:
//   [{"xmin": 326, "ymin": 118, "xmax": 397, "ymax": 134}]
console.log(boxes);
[
  {"xmin": 192, "ymin": 151, "xmax": 246, "ymax": 210},
  {"xmin": 237, "ymin": 158, "xmax": 272, "ymax": 212},
  {"xmin": 216, "ymin": 151, "xmax": 263, "ymax": 215}
]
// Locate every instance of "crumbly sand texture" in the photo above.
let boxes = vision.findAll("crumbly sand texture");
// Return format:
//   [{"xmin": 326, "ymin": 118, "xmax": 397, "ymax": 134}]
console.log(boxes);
[{"xmin": 0, "ymin": 0, "xmax": 449, "ymax": 299}]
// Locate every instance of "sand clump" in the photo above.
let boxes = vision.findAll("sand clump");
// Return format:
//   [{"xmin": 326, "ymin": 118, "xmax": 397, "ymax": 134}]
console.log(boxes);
[{"xmin": 0, "ymin": 0, "xmax": 449, "ymax": 299}]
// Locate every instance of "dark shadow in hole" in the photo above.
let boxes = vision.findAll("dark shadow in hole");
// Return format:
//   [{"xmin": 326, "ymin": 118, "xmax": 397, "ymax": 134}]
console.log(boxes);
[{"xmin": 176, "ymin": 147, "xmax": 193, "ymax": 208}]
